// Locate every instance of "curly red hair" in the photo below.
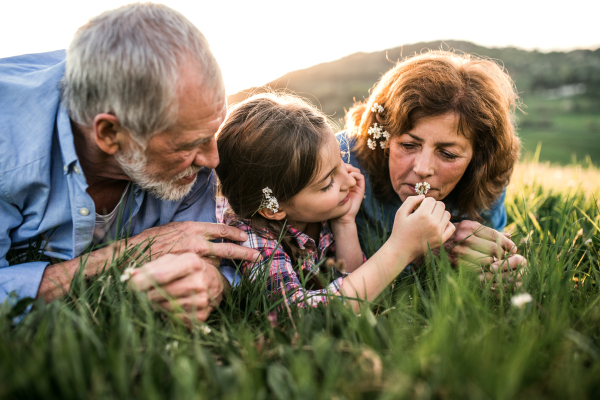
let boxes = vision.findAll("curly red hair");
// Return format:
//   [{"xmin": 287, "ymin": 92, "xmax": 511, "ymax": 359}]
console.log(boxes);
[{"xmin": 345, "ymin": 50, "xmax": 521, "ymax": 220}]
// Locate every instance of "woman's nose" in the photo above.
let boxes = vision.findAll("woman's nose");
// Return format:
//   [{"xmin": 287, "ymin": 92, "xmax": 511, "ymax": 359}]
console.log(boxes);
[{"xmin": 413, "ymin": 151, "xmax": 435, "ymax": 178}]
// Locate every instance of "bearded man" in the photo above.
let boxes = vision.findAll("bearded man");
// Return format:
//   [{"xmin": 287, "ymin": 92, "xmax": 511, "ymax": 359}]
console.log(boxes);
[{"xmin": 0, "ymin": 3, "xmax": 259, "ymax": 322}]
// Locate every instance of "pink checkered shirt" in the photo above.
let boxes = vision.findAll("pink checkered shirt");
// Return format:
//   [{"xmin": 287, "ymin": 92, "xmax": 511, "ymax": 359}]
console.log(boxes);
[{"xmin": 218, "ymin": 198, "xmax": 365, "ymax": 307}]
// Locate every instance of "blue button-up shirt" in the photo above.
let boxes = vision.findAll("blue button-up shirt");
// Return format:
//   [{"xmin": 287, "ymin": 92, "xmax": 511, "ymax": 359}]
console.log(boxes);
[
  {"xmin": 0, "ymin": 51, "xmax": 217, "ymax": 303},
  {"xmin": 336, "ymin": 131, "xmax": 507, "ymax": 254}
]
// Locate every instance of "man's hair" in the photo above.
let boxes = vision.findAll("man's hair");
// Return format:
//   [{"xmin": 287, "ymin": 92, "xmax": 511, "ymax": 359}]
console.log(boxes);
[
  {"xmin": 216, "ymin": 93, "xmax": 331, "ymax": 283},
  {"xmin": 61, "ymin": 2, "xmax": 222, "ymax": 144},
  {"xmin": 345, "ymin": 50, "xmax": 521, "ymax": 221}
]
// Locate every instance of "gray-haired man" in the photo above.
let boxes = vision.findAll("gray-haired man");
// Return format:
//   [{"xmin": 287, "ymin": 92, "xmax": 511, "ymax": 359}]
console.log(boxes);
[{"xmin": 0, "ymin": 3, "xmax": 258, "ymax": 322}]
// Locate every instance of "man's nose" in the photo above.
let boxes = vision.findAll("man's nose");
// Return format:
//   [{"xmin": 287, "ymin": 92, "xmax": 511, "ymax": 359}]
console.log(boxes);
[
  {"xmin": 413, "ymin": 150, "xmax": 435, "ymax": 178},
  {"xmin": 194, "ymin": 139, "xmax": 220, "ymax": 170}
]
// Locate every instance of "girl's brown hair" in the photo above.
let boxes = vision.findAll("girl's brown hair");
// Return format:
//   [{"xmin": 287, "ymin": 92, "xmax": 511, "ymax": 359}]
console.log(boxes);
[
  {"xmin": 346, "ymin": 50, "xmax": 521, "ymax": 220},
  {"xmin": 216, "ymin": 93, "xmax": 331, "ymax": 272}
]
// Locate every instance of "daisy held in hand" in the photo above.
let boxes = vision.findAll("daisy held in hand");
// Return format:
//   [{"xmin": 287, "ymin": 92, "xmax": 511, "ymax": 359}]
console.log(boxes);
[{"xmin": 415, "ymin": 182, "xmax": 430, "ymax": 195}]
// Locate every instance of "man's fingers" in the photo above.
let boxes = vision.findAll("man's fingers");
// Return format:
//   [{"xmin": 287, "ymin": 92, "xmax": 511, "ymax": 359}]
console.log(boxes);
[
  {"xmin": 208, "ymin": 242, "xmax": 261, "ymax": 263},
  {"xmin": 130, "ymin": 253, "xmax": 203, "ymax": 291},
  {"xmin": 155, "ymin": 293, "xmax": 220, "ymax": 313},
  {"xmin": 199, "ymin": 223, "xmax": 250, "ymax": 242},
  {"xmin": 146, "ymin": 269, "xmax": 223, "ymax": 302}
]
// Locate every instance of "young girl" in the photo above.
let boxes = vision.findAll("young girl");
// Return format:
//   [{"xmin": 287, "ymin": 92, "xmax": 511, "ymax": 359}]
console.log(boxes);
[{"xmin": 215, "ymin": 93, "xmax": 455, "ymax": 311}]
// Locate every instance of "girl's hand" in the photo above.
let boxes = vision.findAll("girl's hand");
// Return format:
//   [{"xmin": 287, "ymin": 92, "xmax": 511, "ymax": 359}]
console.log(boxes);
[
  {"xmin": 389, "ymin": 195, "xmax": 456, "ymax": 261},
  {"xmin": 334, "ymin": 164, "xmax": 365, "ymax": 225}
]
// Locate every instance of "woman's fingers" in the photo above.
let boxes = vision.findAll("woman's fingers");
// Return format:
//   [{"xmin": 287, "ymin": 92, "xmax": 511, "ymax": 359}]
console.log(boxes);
[{"xmin": 472, "ymin": 225, "xmax": 517, "ymax": 254}]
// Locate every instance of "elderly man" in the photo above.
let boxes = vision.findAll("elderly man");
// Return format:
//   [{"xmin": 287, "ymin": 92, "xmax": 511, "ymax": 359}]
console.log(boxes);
[{"xmin": 0, "ymin": 3, "xmax": 258, "ymax": 321}]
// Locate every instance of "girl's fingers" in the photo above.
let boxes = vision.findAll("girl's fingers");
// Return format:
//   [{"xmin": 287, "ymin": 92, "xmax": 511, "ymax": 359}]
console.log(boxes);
[
  {"xmin": 397, "ymin": 195, "xmax": 425, "ymax": 218},
  {"xmin": 441, "ymin": 212, "xmax": 455, "ymax": 242}
]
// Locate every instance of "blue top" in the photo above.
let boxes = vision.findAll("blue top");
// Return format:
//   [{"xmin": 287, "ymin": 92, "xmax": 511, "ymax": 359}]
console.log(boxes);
[
  {"xmin": 0, "ymin": 51, "xmax": 217, "ymax": 303},
  {"xmin": 336, "ymin": 131, "xmax": 507, "ymax": 254}
]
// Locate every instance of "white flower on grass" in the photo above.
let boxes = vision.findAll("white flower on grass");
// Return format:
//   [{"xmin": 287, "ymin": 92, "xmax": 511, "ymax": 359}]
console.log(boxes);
[
  {"xmin": 511, "ymin": 292, "xmax": 533, "ymax": 308},
  {"xmin": 371, "ymin": 102, "xmax": 384, "ymax": 113},
  {"xmin": 120, "ymin": 266, "xmax": 136, "ymax": 282},
  {"xmin": 200, "ymin": 324, "xmax": 212, "ymax": 335},
  {"xmin": 415, "ymin": 182, "xmax": 431, "ymax": 195},
  {"xmin": 585, "ymin": 238, "xmax": 593, "ymax": 246},
  {"xmin": 165, "ymin": 340, "xmax": 179, "ymax": 351}
]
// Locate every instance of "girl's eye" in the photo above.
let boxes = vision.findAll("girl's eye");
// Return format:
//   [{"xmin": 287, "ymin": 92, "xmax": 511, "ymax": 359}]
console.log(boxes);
[{"xmin": 321, "ymin": 177, "xmax": 335, "ymax": 192}]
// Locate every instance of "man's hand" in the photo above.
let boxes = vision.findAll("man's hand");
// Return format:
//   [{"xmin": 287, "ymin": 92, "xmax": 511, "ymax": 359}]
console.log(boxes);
[
  {"xmin": 129, "ymin": 253, "xmax": 225, "ymax": 323},
  {"xmin": 128, "ymin": 221, "xmax": 261, "ymax": 265}
]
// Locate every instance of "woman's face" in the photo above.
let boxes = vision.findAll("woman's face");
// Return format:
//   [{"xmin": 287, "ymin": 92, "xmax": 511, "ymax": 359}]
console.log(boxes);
[{"xmin": 388, "ymin": 112, "xmax": 473, "ymax": 202}]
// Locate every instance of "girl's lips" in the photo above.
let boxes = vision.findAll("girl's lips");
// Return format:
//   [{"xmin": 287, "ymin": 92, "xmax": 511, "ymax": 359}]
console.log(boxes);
[{"xmin": 339, "ymin": 192, "xmax": 351, "ymax": 205}]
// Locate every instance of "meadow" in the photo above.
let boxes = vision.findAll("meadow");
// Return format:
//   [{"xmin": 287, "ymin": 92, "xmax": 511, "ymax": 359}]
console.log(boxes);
[{"xmin": 1, "ymin": 155, "xmax": 599, "ymax": 399}]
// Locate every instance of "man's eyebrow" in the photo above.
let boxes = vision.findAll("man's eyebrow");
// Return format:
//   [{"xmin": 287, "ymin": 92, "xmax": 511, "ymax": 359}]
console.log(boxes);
[
  {"xmin": 176, "ymin": 136, "xmax": 212, "ymax": 150},
  {"xmin": 313, "ymin": 166, "xmax": 337, "ymax": 186},
  {"xmin": 405, "ymin": 132, "xmax": 464, "ymax": 150}
]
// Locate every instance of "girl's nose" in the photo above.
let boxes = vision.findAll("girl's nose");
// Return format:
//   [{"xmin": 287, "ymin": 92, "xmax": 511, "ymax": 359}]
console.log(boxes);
[{"xmin": 340, "ymin": 166, "xmax": 356, "ymax": 191}]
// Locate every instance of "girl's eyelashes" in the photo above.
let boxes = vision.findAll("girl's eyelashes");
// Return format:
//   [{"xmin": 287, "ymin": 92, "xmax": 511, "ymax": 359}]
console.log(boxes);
[{"xmin": 321, "ymin": 176, "xmax": 335, "ymax": 192}]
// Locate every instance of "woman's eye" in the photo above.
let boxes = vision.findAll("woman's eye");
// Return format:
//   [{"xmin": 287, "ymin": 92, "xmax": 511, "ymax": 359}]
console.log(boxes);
[{"xmin": 440, "ymin": 151, "xmax": 458, "ymax": 160}]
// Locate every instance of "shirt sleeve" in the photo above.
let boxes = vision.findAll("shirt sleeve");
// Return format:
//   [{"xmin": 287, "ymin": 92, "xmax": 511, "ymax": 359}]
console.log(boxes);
[
  {"xmin": 0, "ymin": 195, "xmax": 48, "ymax": 304},
  {"xmin": 246, "ymin": 244, "xmax": 344, "ymax": 308},
  {"xmin": 480, "ymin": 188, "xmax": 507, "ymax": 232}
]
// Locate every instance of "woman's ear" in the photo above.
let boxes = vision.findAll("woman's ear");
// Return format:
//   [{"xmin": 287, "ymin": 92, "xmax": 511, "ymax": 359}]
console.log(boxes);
[{"xmin": 258, "ymin": 208, "xmax": 286, "ymax": 221}]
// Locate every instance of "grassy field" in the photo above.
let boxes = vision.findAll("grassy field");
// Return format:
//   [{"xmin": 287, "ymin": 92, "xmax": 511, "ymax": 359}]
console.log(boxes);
[
  {"xmin": 517, "ymin": 96, "xmax": 600, "ymax": 165},
  {"xmin": 1, "ymin": 160, "xmax": 600, "ymax": 399}
]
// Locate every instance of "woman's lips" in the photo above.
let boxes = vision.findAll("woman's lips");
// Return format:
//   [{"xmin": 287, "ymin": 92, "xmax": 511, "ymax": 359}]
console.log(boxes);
[{"xmin": 339, "ymin": 192, "xmax": 350, "ymax": 205}]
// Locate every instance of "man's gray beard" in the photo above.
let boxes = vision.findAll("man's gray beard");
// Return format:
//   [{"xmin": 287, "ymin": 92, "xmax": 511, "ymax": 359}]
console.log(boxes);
[{"xmin": 115, "ymin": 145, "xmax": 200, "ymax": 202}]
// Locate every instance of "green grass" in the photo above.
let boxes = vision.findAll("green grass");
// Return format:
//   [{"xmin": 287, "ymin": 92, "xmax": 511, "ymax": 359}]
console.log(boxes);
[
  {"xmin": 517, "ymin": 95, "xmax": 600, "ymax": 165},
  {"xmin": 1, "ymin": 161, "xmax": 600, "ymax": 399}
]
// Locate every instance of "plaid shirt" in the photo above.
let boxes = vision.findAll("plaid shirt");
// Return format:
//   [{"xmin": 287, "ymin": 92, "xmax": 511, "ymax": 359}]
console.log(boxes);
[{"xmin": 218, "ymin": 199, "xmax": 365, "ymax": 307}]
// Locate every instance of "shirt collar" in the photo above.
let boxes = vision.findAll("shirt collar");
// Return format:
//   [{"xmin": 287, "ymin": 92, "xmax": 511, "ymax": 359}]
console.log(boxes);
[{"xmin": 56, "ymin": 102, "xmax": 80, "ymax": 174}]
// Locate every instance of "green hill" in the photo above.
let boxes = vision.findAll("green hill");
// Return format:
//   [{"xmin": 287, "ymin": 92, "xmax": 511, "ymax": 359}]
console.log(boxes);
[{"xmin": 228, "ymin": 40, "xmax": 600, "ymax": 165}]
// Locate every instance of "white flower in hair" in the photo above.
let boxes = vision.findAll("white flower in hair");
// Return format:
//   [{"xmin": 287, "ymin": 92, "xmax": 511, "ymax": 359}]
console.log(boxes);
[
  {"xmin": 367, "ymin": 138, "xmax": 376, "ymax": 150},
  {"xmin": 256, "ymin": 187, "xmax": 279, "ymax": 214},
  {"xmin": 367, "ymin": 123, "xmax": 389, "ymax": 150},
  {"xmin": 371, "ymin": 102, "xmax": 384, "ymax": 113}
]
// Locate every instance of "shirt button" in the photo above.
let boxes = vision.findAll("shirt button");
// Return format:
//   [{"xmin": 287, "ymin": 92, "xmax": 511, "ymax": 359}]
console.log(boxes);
[
  {"xmin": 79, "ymin": 208, "xmax": 90, "ymax": 216},
  {"xmin": 74, "ymin": 166, "xmax": 81, "ymax": 174},
  {"xmin": 63, "ymin": 164, "xmax": 68, "ymax": 172}
]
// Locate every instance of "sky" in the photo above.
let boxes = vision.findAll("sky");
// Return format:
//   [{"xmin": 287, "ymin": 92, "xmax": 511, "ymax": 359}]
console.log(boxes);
[{"xmin": 1, "ymin": 0, "xmax": 599, "ymax": 94}]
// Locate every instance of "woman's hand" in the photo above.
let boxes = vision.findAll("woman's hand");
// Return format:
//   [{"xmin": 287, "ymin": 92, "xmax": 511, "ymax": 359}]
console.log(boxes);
[
  {"xmin": 445, "ymin": 220, "xmax": 517, "ymax": 267},
  {"xmin": 390, "ymin": 195, "xmax": 456, "ymax": 262},
  {"xmin": 333, "ymin": 164, "xmax": 365, "ymax": 225}
]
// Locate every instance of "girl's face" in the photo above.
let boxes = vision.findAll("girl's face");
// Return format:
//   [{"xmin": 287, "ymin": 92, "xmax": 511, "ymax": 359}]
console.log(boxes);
[
  {"xmin": 280, "ymin": 133, "xmax": 356, "ymax": 225},
  {"xmin": 388, "ymin": 112, "xmax": 473, "ymax": 202}
]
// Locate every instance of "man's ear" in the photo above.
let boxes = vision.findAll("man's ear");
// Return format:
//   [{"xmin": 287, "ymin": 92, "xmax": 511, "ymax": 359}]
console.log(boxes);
[
  {"xmin": 258, "ymin": 208, "xmax": 287, "ymax": 221},
  {"xmin": 92, "ymin": 113, "xmax": 124, "ymax": 155}
]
